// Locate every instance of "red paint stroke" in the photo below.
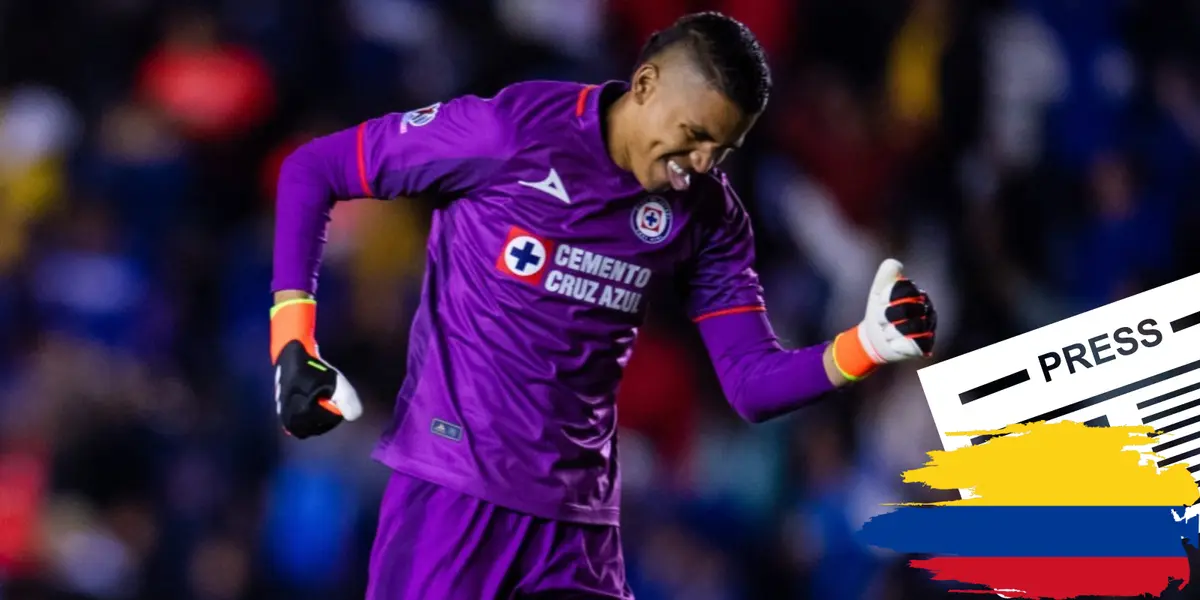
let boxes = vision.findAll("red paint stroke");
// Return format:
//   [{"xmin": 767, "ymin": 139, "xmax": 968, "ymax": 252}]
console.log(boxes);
[{"xmin": 911, "ymin": 556, "xmax": 1188, "ymax": 599}]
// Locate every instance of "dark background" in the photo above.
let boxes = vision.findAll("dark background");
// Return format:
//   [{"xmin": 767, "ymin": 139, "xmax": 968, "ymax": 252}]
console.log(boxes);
[{"xmin": 1, "ymin": 0, "xmax": 1199, "ymax": 598}]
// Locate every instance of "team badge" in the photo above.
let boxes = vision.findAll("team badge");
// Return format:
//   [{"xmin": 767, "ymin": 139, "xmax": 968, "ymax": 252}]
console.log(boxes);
[
  {"xmin": 400, "ymin": 102, "xmax": 441, "ymax": 133},
  {"xmin": 631, "ymin": 197, "xmax": 672, "ymax": 244},
  {"xmin": 496, "ymin": 226, "xmax": 555, "ymax": 285}
]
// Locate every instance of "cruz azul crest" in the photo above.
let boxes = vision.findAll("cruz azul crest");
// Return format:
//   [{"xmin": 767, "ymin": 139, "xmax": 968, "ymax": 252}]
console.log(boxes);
[{"xmin": 631, "ymin": 197, "xmax": 672, "ymax": 244}]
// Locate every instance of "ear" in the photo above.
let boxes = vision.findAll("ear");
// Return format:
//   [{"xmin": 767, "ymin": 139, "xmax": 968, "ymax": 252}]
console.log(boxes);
[{"xmin": 631, "ymin": 63, "xmax": 659, "ymax": 106}]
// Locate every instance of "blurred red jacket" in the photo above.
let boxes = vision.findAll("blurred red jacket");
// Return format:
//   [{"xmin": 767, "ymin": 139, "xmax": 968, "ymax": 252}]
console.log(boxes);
[
  {"xmin": 138, "ymin": 43, "xmax": 274, "ymax": 143},
  {"xmin": 616, "ymin": 328, "xmax": 698, "ymax": 472},
  {"xmin": 608, "ymin": 0, "xmax": 796, "ymax": 61},
  {"xmin": 0, "ymin": 443, "xmax": 48, "ymax": 577}
]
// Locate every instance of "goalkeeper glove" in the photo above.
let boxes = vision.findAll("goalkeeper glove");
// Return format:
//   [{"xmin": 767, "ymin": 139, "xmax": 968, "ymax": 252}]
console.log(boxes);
[
  {"xmin": 832, "ymin": 258, "xmax": 937, "ymax": 381},
  {"xmin": 270, "ymin": 298, "xmax": 363, "ymax": 438}
]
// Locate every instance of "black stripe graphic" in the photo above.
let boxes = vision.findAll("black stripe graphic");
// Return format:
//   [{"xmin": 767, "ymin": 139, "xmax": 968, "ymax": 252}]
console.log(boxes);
[
  {"xmin": 1020, "ymin": 358, "xmax": 1200, "ymax": 425},
  {"xmin": 1137, "ymin": 381, "xmax": 1200, "ymax": 410},
  {"xmin": 1143, "ymin": 396, "xmax": 1200, "ymax": 424},
  {"xmin": 959, "ymin": 370, "xmax": 1031, "ymax": 405},
  {"xmin": 1190, "ymin": 464, "xmax": 1200, "ymax": 473},
  {"xmin": 1154, "ymin": 429, "xmax": 1200, "ymax": 454},
  {"xmin": 1161, "ymin": 413, "xmax": 1200, "ymax": 435},
  {"xmin": 1171, "ymin": 309, "xmax": 1200, "ymax": 333},
  {"xmin": 1159, "ymin": 446, "xmax": 1200, "ymax": 468},
  {"xmin": 970, "ymin": 415, "xmax": 1110, "ymax": 446},
  {"xmin": 967, "ymin": 359, "xmax": 1200, "ymax": 446}
]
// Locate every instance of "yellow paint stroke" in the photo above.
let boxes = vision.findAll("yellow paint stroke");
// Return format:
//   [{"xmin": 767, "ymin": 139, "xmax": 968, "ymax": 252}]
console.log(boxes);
[{"xmin": 896, "ymin": 421, "xmax": 1199, "ymax": 507}]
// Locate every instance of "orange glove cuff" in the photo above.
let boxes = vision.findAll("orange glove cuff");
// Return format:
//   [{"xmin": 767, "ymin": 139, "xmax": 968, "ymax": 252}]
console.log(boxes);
[
  {"xmin": 831, "ymin": 325, "xmax": 879, "ymax": 382},
  {"xmin": 270, "ymin": 298, "xmax": 318, "ymax": 361}
]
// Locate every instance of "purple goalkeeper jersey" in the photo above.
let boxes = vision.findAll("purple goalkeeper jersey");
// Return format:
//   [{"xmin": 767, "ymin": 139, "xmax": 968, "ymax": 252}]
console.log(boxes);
[{"xmin": 273, "ymin": 80, "xmax": 799, "ymax": 526}]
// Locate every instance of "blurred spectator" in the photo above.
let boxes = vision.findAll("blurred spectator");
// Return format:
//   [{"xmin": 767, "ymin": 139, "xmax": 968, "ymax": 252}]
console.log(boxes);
[
  {"xmin": 884, "ymin": 0, "xmax": 949, "ymax": 152},
  {"xmin": 617, "ymin": 324, "xmax": 698, "ymax": 478},
  {"xmin": 1032, "ymin": 0, "xmax": 1136, "ymax": 174},
  {"xmin": 76, "ymin": 99, "xmax": 192, "ymax": 262},
  {"xmin": 186, "ymin": 533, "xmax": 251, "ymax": 600},
  {"xmin": 29, "ymin": 203, "xmax": 160, "ymax": 356},
  {"xmin": 495, "ymin": 0, "xmax": 606, "ymax": 62},
  {"xmin": 979, "ymin": 1, "xmax": 1066, "ymax": 174},
  {"xmin": 608, "ymin": 0, "xmax": 796, "ymax": 63},
  {"xmin": 0, "ymin": 85, "xmax": 80, "ymax": 275},
  {"xmin": 136, "ymin": 7, "xmax": 275, "ymax": 144},
  {"xmin": 627, "ymin": 518, "xmax": 744, "ymax": 600},
  {"xmin": 341, "ymin": 0, "xmax": 465, "ymax": 111},
  {"xmin": 775, "ymin": 69, "xmax": 902, "ymax": 235},
  {"xmin": 0, "ymin": 439, "xmax": 49, "ymax": 580},
  {"xmin": 1050, "ymin": 151, "xmax": 1174, "ymax": 311},
  {"xmin": 785, "ymin": 414, "xmax": 891, "ymax": 600}
]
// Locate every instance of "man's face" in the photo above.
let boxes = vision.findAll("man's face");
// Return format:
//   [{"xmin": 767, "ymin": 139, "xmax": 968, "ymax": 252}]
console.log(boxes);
[{"xmin": 627, "ymin": 57, "xmax": 759, "ymax": 192}]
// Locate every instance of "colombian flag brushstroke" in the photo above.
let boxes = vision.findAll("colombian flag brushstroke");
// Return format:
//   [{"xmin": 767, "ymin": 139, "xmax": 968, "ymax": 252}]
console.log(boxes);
[{"xmin": 858, "ymin": 421, "xmax": 1200, "ymax": 599}]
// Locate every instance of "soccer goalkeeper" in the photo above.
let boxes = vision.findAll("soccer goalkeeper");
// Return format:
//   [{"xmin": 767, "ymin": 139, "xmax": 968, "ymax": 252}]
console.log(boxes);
[{"xmin": 271, "ymin": 11, "xmax": 937, "ymax": 599}]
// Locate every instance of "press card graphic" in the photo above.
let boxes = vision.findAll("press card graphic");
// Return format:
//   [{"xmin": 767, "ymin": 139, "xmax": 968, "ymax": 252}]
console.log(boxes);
[{"xmin": 858, "ymin": 273, "xmax": 1200, "ymax": 598}]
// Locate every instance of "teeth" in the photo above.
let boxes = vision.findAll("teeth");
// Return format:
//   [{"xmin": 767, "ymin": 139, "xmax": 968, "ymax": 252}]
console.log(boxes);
[{"xmin": 668, "ymin": 160, "xmax": 691, "ymax": 188}]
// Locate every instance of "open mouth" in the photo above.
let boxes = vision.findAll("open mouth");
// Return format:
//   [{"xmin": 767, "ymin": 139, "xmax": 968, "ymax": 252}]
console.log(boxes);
[{"xmin": 666, "ymin": 158, "xmax": 691, "ymax": 191}]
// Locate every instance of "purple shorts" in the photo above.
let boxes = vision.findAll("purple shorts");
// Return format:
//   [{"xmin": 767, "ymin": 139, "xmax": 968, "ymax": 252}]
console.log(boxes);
[{"xmin": 366, "ymin": 471, "xmax": 634, "ymax": 599}]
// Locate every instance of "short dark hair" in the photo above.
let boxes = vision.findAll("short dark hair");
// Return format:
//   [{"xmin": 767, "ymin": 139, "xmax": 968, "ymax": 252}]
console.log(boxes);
[{"xmin": 636, "ymin": 11, "xmax": 772, "ymax": 116}]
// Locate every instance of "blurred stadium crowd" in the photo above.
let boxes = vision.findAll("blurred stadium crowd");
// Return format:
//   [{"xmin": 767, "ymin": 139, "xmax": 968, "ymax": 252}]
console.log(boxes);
[{"xmin": 2, "ymin": 0, "xmax": 1200, "ymax": 599}]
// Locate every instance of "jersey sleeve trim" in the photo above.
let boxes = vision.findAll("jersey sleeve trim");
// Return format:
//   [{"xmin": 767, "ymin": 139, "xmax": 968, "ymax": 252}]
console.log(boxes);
[
  {"xmin": 355, "ymin": 122, "xmax": 375, "ymax": 197},
  {"xmin": 692, "ymin": 305, "xmax": 766, "ymax": 323},
  {"xmin": 576, "ymin": 85, "xmax": 597, "ymax": 118}
]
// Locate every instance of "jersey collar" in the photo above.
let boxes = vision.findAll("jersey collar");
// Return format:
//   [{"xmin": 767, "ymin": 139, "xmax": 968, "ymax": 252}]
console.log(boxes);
[{"xmin": 576, "ymin": 80, "xmax": 645, "ymax": 195}]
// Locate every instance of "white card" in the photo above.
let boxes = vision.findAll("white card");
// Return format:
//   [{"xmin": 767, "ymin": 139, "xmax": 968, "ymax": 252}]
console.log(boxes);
[{"xmin": 917, "ymin": 273, "xmax": 1200, "ymax": 495}]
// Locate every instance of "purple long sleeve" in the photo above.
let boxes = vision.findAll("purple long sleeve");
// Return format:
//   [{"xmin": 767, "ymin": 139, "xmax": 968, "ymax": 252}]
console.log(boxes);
[
  {"xmin": 680, "ymin": 167, "xmax": 832, "ymax": 422},
  {"xmin": 271, "ymin": 127, "xmax": 362, "ymax": 294},
  {"xmin": 697, "ymin": 310, "xmax": 835, "ymax": 423},
  {"xmin": 272, "ymin": 96, "xmax": 513, "ymax": 294}
]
